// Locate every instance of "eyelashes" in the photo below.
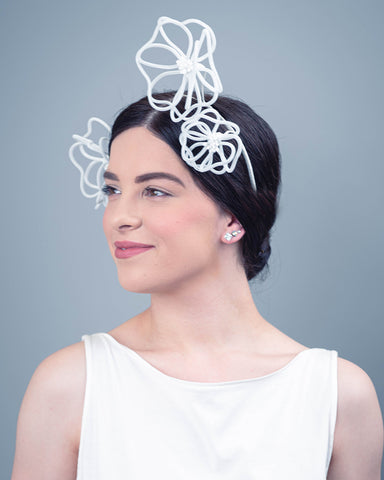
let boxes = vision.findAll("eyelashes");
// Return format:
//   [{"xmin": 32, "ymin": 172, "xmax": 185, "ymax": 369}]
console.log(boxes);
[
  {"xmin": 101, "ymin": 185, "xmax": 169, "ymax": 198},
  {"xmin": 101, "ymin": 185, "xmax": 120, "ymax": 196},
  {"xmin": 101, "ymin": 185, "xmax": 116, "ymax": 196}
]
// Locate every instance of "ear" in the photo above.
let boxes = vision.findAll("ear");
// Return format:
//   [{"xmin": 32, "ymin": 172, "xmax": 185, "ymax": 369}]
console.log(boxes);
[{"xmin": 221, "ymin": 213, "xmax": 245, "ymax": 244}]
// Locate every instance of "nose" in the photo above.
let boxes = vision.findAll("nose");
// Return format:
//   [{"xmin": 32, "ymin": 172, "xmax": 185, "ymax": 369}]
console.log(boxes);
[{"xmin": 106, "ymin": 197, "xmax": 143, "ymax": 232}]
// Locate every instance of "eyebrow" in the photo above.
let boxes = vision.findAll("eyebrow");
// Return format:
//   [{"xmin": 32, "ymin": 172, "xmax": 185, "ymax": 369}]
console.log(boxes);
[{"xmin": 103, "ymin": 170, "xmax": 186, "ymax": 188}]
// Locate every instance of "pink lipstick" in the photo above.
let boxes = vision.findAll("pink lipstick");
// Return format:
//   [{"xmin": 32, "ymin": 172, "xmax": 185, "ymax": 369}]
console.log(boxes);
[{"xmin": 114, "ymin": 241, "xmax": 154, "ymax": 259}]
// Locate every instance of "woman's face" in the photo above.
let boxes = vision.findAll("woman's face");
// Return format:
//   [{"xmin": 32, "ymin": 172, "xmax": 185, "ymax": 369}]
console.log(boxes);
[{"xmin": 102, "ymin": 126, "xmax": 234, "ymax": 294}]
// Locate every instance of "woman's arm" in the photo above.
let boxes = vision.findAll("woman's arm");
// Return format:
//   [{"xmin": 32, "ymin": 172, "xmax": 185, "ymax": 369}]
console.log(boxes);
[
  {"xmin": 11, "ymin": 342, "xmax": 85, "ymax": 480},
  {"xmin": 327, "ymin": 358, "xmax": 384, "ymax": 480}
]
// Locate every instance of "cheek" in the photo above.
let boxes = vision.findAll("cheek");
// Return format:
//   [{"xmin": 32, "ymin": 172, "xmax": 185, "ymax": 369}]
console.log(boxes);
[
  {"xmin": 155, "ymin": 205, "xmax": 195, "ymax": 232},
  {"xmin": 156, "ymin": 205, "xmax": 219, "ymax": 251}
]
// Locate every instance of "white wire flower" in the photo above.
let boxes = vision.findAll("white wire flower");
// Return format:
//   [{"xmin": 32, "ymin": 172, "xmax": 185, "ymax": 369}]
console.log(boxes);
[
  {"xmin": 136, "ymin": 16, "xmax": 223, "ymax": 122},
  {"xmin": 69, "ymin": 16, "xmax": 257, "ymax": 210},
  {"xmin": 179, "ymin": 107, "xmax": 257, "ymax": 190},
  {"xmin": 69, "ymin": 117, "xmax": 111, "ymax": 210}
]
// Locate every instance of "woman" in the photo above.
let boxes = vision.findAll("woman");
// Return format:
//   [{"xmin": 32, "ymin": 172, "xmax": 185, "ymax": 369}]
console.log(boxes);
[
  {"xmin": 12, "ymin": 15, "xmax": 383, "ymax": 479},
  {"xmin": 11, "ymin": 91, "xmax": 383, "ymax": 479}
]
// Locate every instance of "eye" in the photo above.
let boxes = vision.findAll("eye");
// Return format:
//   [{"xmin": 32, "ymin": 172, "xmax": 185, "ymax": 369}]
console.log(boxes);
[
  {"xmin": 101, "ymin": 185, "xmax": 120, "ymax": 196},
  {"xmin": 143, "ymin": 187, "xmax": 169, "ymax": 198},
  {"xmin": 101, "ymin": 185, "xmax": 169, "ymax": 198}
]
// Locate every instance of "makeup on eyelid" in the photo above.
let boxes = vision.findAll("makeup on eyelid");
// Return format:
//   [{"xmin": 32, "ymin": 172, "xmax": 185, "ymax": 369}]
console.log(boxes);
[{"xmin": 102, "ymin": 185, "xmax": 169, "ymax": 197}]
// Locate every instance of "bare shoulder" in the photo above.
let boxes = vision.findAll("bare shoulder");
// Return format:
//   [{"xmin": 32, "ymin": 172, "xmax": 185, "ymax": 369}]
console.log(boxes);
[
  {"xmin": 327, "ymin": 356, "xmax": 384, "ymax": 480},
  {"xmin": 336, "ymin": 357, "xmax": 383, "ymax": 427},
  {"xmin": 35, "ymin": 340, "xmax": 86, "ymax": 390},
  {"xmin": 337, "ymin": 356, "xmax": 377, "ymax": 391},
  {"xmin": 25, "ymin": 340, "xmax": 86, "ymax": 432},
  {"xmin": 12, "ymin": 341, "xmax": 86, "ymax": 480}
]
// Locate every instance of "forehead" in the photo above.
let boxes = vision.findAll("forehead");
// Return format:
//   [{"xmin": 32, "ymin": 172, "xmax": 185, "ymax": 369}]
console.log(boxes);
[
  {"xmin": 107, "ymin": 126, "xmax": 227, "ymax": 217},
  {"xmin": 108, "ymin": 126, "xmax": 187, "ymax": 177}
]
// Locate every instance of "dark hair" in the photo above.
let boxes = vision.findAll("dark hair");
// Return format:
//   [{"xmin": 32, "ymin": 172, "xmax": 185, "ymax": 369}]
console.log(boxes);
[{"xmin": 108, "ymin": 92, "xmax": 281, "ymax": 282}]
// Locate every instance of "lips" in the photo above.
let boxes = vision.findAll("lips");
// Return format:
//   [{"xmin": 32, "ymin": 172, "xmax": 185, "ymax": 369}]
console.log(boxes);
[
  {"xmin": 114, "ymin": 241, "xmax": 154, "ymax": 259},
  {"xmin": 114, "ymin": 241, "xmax": 153, "ymax": 249}
]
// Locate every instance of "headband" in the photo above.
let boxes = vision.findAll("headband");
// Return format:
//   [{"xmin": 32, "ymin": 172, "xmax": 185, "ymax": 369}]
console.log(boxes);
[{"xmin": 69, "ymin": 16, "xmax": 257, "ymax": 209}]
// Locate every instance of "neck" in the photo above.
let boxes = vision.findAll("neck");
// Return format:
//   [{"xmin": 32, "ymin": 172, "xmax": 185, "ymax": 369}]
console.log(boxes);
[{"xmin": 138, "ymin": 267, "xmax": 269, "ymax": 355}]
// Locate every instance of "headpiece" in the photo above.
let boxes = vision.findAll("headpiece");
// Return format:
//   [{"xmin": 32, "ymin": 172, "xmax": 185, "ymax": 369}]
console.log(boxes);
[{"xmin": 69, "ymin": 16, "xmax": 257, "ymax": 209}]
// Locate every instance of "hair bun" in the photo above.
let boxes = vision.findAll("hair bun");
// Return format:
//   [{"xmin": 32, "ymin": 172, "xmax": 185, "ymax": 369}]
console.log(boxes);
[{"xmin": 257, "ymin": 237, "xmax": 271, "ymax": 267}]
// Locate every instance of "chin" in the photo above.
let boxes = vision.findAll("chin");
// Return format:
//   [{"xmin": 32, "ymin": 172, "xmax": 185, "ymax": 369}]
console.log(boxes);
[
  {"xmin": 116, "ymin": 270, "xmax": 154, "ymax": 294},
  {"xmin": 116, "ymin": 268, "xmax": 171, "ymax": 294},
  {"xmin": 116, "ymin": 266, "xmax": 199, "ymax": 295}
]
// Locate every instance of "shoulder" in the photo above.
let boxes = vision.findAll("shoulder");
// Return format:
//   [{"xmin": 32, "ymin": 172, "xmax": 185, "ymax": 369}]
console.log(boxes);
[
  {"xmin": 12, "ymin": 341, "xmax": 86, "ymax": 478},
  {"xmin": 21, "ymin": 339, "xmax": 86, "ymax": 432},
  {"xmin": 326, "ymin": 356, "xmax": 383, "ymax": 479},
  {"xmin": 36, "ymin": 339, "xmax": 85, "ymax": 376},
  {"xmin": 336, "ymin": 356, "xmax": 382, "ymax": 417},
  {"xmin": 28, "ymin": 340, "xmax": 86, "ymax": 414},
  {"xmin": 31, "ymin": 340, "xmax": 86, "ymax": 436}
]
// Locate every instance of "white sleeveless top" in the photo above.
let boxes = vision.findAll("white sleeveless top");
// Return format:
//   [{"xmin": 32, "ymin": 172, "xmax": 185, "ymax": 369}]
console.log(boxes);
[{"xmin": 76, "ymin": 332, "xmax": 338, "ymax": 480}]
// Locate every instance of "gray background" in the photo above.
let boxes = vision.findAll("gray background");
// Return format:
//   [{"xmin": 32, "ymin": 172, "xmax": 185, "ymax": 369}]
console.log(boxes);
[{"xmin": 1, "ymin": 0, "xmax": 383, "ymax": 477}]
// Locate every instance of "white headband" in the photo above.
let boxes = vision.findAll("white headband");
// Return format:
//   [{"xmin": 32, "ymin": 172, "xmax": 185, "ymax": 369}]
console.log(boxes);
[{"xmin": 69, "ymin": 16, "xmax": 257, "ymax": 209}]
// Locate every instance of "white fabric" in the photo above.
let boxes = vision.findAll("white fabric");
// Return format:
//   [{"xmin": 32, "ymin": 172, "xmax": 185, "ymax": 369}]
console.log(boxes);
[{"xmin": 76, "ymin": 332, "xmax": 338, "ymax": 479}]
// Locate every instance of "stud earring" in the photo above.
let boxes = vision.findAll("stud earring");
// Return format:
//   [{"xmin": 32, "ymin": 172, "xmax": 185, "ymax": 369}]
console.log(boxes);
[{"xmin": 224, "ymin": 229, "xmax": 242, "ymax": 241}]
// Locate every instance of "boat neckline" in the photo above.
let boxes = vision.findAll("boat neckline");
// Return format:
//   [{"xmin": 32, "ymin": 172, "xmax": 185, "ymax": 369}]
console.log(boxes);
[{"xmin": 96, "ymin": 332, "xmax": 316, "ymax": 388}]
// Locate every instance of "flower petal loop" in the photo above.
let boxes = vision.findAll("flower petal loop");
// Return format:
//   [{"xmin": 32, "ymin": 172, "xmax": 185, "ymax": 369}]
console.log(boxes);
[
  {"xmin": 69, "ymin": 117, "xmax": 111, "ymax": 209},
  {"xmin": 179, "ymin": 107, "xmax": 257, "ymax": 191},
  {"xmin": 136, "ymin": 16, "xmax": 223, "ymax": 123}
]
